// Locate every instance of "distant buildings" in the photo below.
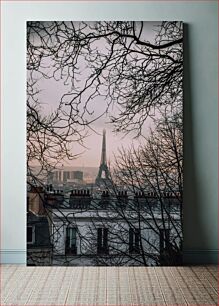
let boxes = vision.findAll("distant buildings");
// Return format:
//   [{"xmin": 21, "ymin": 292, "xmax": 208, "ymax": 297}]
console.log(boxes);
[
  {"xmin": 50, "ymin": 170, "xmax": 84, "ymax": 184},
  {"xmin": 47, "ymin": 169, "xmax": 85, "ymax": 193},
  {"xmin": 72, "ymin": 171, "xmax": 83, "ymax": 181}
]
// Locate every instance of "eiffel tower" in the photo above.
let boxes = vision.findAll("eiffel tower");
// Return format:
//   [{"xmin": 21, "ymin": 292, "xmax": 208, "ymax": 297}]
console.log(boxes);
[{"xmin": 95, "ymin": 129, "xmax": 111, "ymax": 185}]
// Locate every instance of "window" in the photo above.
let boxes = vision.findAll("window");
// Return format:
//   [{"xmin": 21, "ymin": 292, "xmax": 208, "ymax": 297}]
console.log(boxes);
[
  {"xmin": 129, "ymin": 228, "xmax": 140, "ymax": 253},
  {"xmin": 27, "ymin": 197, "xmax": 29, "ymax": 212},
  {"xmin": 65, "ymin": 228, "xmax": 77, "ymax": 255},
  {"xmin": 159, "ymin": 229, "xmax": 170, "ymax": 253},
  {"xmin": 27, "ymin": 226, "xmax": 35, "ymax": 244},
  {"xmin": 97, "ymin": 228, "xmax": 108, "ymax": 254}
]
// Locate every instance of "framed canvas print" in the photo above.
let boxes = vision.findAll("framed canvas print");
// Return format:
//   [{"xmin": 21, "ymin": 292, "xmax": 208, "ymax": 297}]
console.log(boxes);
[{"xmin": 26, "ymin": 21, "xmax": 183, "ymax": 266}]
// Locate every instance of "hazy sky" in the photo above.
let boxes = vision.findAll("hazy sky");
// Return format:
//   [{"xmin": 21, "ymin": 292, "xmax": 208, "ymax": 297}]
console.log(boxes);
[
  {"xmin": 38, "ymin": 76, "xmax": 153, "ymax": 167},
  {"xmin": 32, "ymin": 22, "xmax": 160, "ymax": 168}
]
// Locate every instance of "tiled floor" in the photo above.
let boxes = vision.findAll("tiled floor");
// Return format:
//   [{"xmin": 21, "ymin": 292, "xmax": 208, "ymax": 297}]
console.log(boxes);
[{"xmin": 1, "ymin": 265, "xmax": 218, "ymax": 305}]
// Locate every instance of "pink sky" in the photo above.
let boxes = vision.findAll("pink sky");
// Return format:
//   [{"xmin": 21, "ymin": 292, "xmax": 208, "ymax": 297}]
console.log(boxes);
[
  {"xmin": 37, "ymin": 74, "xmax": 153, "ymax": 167},
  {"xmin": 30, "ymin": 22, "xmax": 159, "ymax": 168}
]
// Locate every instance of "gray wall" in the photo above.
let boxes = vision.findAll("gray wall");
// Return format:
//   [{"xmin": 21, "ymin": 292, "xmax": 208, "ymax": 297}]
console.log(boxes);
[{"xmin": 1, "ymin": 1, "xmax": 218, "ymax": 263}]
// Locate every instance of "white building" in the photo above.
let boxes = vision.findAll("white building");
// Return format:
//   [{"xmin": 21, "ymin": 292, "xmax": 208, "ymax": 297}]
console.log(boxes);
[{"xmin": 48, "ymin": 190, "xmax": 182, "ymax": 266}]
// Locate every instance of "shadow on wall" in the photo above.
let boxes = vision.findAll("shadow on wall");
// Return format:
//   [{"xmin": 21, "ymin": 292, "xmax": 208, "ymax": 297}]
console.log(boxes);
[{"xmin": 183, "ymin": 24, "xmax": 213, "ymax": 264}]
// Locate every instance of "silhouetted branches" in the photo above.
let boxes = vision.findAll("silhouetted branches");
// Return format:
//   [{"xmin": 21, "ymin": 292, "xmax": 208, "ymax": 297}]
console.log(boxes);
[
  {"xmin": 27, "ymin": 21, "xmax": 183, "ymax": 138},
  {"xmin": 27, "ymin": 21, "xmax": 183, "ymax": 266}
]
